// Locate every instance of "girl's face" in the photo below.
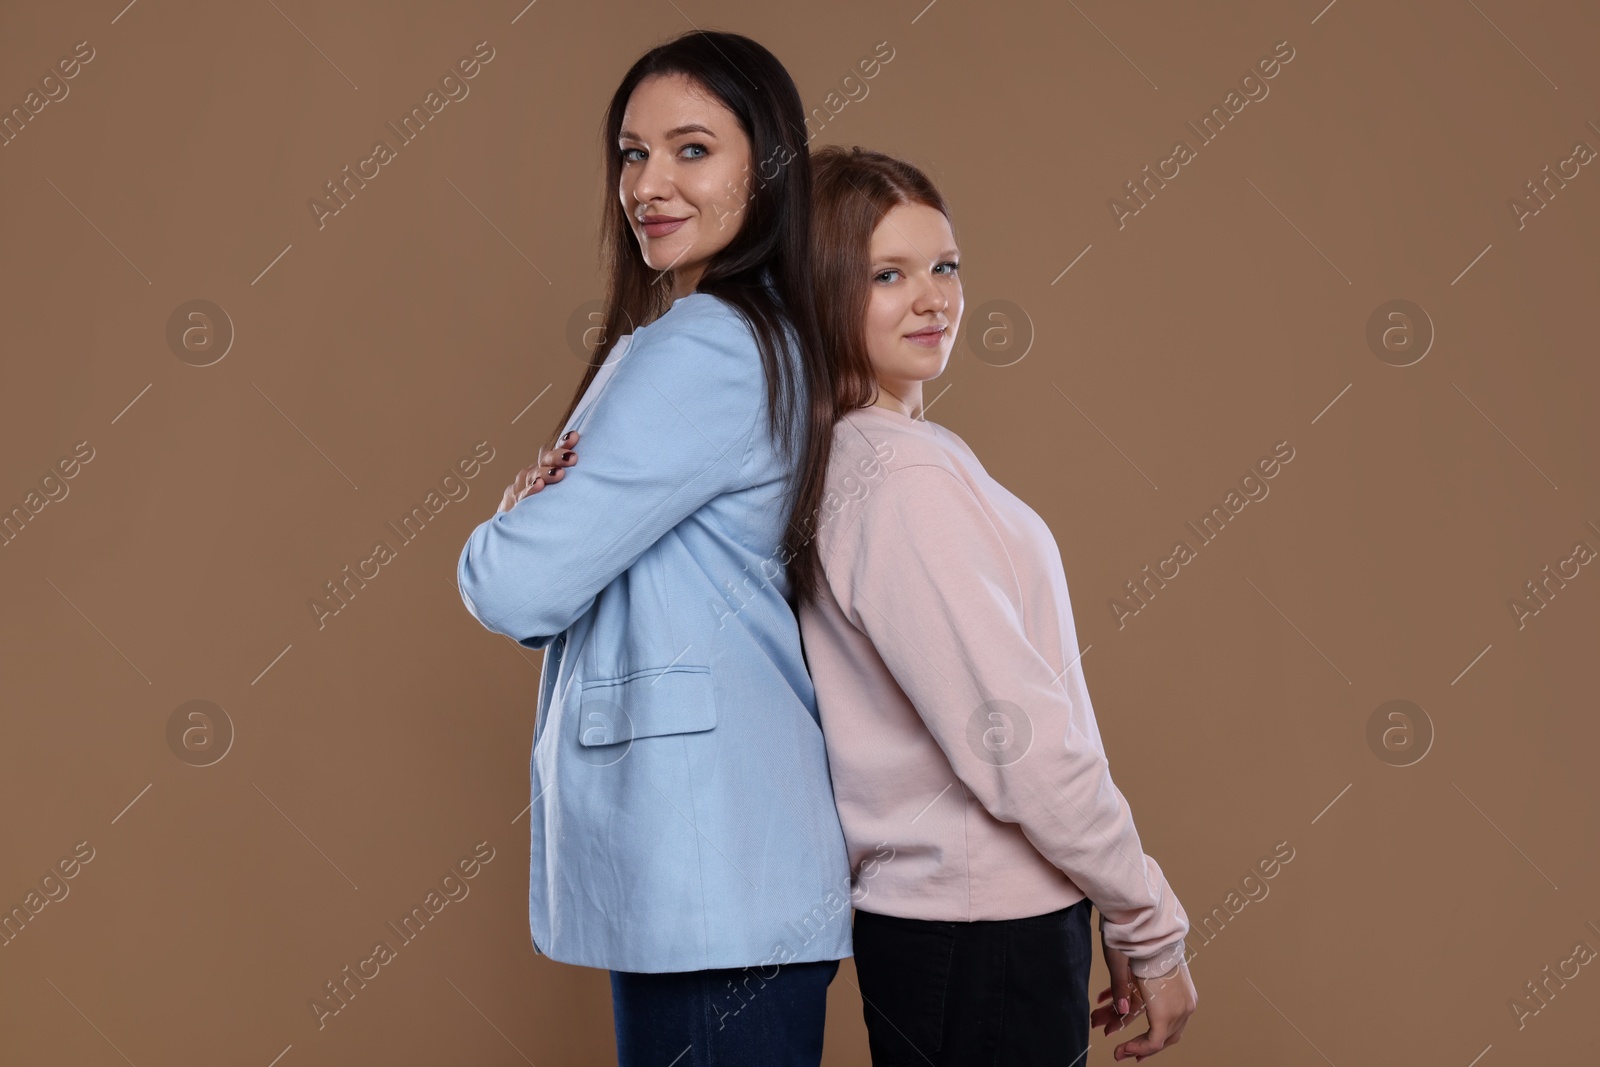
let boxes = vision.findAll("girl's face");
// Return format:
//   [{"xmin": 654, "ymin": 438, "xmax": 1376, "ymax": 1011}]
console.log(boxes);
[
  {"xmin": 618, "ymin": 73, "xmax": 754, "ymax": 301},
  {"xmin": 863, "ymin": 202, "xmax": 962, "ymax": 415}
]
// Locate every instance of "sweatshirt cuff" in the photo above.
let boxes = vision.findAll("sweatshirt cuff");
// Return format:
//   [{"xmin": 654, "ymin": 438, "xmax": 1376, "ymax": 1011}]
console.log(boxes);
[{"xmin": 1129, "ymin": 938, "xmax": 1188, "ymax": 979}]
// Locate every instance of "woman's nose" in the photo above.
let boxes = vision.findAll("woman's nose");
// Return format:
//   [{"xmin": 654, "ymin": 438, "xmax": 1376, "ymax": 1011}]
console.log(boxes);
[{"xmin": 632, "ymin": 158, "xmax": 671, "ymax": 205}]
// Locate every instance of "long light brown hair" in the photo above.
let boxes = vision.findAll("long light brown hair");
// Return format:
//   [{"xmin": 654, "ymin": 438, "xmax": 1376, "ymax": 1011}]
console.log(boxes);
[{"xmin": 790, "ymin": 145, "xmax": 952, "ymax": 606}]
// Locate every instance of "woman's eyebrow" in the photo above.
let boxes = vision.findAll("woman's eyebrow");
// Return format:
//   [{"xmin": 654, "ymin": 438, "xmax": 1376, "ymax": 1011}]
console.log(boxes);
[{"xmin": 618, "ymin": 123, "xmax": 720, "ymax": 142}]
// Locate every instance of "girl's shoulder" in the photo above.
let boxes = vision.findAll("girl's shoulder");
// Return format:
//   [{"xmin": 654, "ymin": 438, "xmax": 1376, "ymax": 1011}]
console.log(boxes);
[
  {"xmin": 831, "ymin": 406, "xmax": 971, "ymax": 479},
  {"xmin": 819, "ymin": 409, "xmax": 988, "ymax": 536},
  {"xmin": 812, "ymin": 411, "xmax": 992, "ymax": 568}
]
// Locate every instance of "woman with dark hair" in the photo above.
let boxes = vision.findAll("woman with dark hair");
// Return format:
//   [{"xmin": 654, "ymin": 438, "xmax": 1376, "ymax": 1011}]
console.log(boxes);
[
  {"xmin": 794, "ymin": 145, "xmax": 1200, "ymax": 1064},
  {"xmin": 455, "ymin": 32, "xmax": 850, "ymax": 1066}
]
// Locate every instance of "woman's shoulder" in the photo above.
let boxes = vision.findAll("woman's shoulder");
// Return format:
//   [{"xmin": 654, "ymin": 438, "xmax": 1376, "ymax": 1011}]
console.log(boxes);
[
  {"xmin": 614, "ymin": 294, "xmax": 764, "ymax": 394},
  {"xmin": 645, "ymin": 291, "xmax": 752, "ymax": 337},
  {"xmin": 617, "ymin": 292, "xmax": 745, "ymax": 353}
]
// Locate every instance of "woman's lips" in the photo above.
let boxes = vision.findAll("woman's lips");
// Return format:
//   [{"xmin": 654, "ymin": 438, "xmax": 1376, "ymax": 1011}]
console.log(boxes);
[
  {"xmin": 904, "ymin": 327, "xmax": 946, "ymax": 348},
  {"xmin": 641, "ymin": 217, "xmax": 688, "ymax": 238}
]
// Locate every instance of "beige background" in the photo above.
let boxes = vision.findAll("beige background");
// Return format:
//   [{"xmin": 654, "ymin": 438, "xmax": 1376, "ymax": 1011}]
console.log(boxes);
[{"xmin": 2, "ymin": 0, "xmax": 1598, "ymax": 1063}]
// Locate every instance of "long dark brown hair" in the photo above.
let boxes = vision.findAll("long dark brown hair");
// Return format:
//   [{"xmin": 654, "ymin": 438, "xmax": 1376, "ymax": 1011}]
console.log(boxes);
[
  {"xmin": 788, "ymin": 144, "xmax": 952, "ymax": 606},
  {"xmin": 548, "ymin": 30, "xmax": 829, "ymax": 604}
]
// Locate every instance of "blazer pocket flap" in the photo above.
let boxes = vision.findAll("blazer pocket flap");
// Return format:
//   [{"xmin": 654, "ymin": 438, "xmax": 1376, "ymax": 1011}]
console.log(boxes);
[{"xmin": 576, "ymin": 666, "xmax": 717, "ymax": 746}]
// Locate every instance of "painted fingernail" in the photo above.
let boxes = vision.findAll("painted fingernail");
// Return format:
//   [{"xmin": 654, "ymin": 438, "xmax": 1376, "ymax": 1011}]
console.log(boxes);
[
  {"xmin": 548, "ymin": 467, "xmax": 559, "ymax": 477},
  {"xmin": 563, "ymin": 431, "xmax": 576, "ymax": 443},
  {"xmin": 1117, "ymin": 997, "xmax": 1130, "ymax": 1015},
  {"xmin": 561, "ymin": 451, "xmax": 574, "ymax": 462}
]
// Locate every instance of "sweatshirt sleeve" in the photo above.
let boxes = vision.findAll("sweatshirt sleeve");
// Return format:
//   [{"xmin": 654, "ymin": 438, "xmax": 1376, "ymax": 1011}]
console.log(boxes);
[
  {"xmin": 827, "ymin": 462, "xmax": 1189, "ymax": 978},
  {"xmin": 456, "ymin": 299, "xmax": 765, "ymax": 648}
]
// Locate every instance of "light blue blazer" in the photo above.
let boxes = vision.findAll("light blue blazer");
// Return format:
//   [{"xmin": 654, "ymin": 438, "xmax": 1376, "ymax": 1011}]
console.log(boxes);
[{"xmin": 457, "ymin": 291, "xmax": 853, "ymax": 973}]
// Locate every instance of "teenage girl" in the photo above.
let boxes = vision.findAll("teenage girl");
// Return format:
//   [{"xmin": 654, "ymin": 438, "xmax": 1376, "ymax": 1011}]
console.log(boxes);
[{"xmin": 793, "ymin": 145, "xmax": 1200, "ymax": 1065}]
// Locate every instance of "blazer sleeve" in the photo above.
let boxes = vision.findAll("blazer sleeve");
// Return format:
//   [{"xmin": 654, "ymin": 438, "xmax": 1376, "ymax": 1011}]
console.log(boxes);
[
  {"xmin": 826, "ymin": 462, "xmax": 1190, "ymax": 978},
  {"xmin": 457, "ymin": 298, "xmax": 766, "ymax": 647}
]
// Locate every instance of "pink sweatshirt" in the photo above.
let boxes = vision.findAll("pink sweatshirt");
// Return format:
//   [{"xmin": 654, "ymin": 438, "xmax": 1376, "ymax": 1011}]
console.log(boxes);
[{"xmin": 798, "ymin": 405, "xmax": 1190, "ymax": 979}]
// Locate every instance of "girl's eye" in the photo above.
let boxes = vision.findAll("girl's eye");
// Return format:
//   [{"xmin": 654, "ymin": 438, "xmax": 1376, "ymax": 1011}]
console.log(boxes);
[
  {"xmin": 621, "ymin": 147, "xmax": 645, "ymax": 163},
  {"xmin": 681, "ymin": 143, "xmax": 708, "ymax": 159},
  {"xmin": 874, "ymin": 262, "xmax": 960, "ymax": 284}
]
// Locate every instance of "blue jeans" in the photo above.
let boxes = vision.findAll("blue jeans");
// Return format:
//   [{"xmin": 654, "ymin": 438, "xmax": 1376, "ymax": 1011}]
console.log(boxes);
[{"xmin": 610, "ymin": 958, "xmax": 840, "ymax": 1066}]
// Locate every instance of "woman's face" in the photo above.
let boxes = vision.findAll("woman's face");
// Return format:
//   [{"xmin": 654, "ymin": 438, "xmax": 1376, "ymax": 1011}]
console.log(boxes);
[
  {"xmin": 618, "ymin": 73, "xmax": 753, "ymax": 301},
  {"xmin": 863, "ymin": 202, "xmax": 963, "ymax": 414}
]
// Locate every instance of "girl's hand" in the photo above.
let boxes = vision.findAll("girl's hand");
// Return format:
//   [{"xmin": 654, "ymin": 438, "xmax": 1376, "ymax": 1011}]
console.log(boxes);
[
  {"xmin": 496, "ymin": 431, "xmax": 579, "ymax": 514},
  {"xmin": 1093, "ymin": 934, "xmax": 1140, "ymax": 1039},
  {"xmin": 1092, "ymin": 926, "xmax": 1197, "ymax": 1060}
]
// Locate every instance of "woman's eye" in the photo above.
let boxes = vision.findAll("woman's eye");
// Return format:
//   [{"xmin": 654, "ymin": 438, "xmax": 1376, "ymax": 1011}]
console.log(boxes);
[
  {"xmin": 874, "ymin": 269, "xmax": 900, "ymax": 284},
  {"xmin": 681, "ymin": 143, "xmax": 708, "ymax": 159},
  {"xmin": 620, "ymin": 147, "xmax": 645, "ymax": 163},
  {"xmin": 936, "ymin": 260, "xmax": 961, "ymax": 275}
]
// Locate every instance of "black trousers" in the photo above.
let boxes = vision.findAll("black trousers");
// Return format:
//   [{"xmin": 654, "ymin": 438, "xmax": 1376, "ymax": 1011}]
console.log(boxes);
[{"xmin": 852, "ymin": 899, "xmax": 1093, "ymax": 1066}]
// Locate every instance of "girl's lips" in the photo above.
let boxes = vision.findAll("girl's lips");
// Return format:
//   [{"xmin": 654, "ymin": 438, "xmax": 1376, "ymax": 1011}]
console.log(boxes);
[
  {"xmin": 641, "ymin": 217, "xmax": 688, "ymax": 238},
  {"xmin": 904, "ymin": 328, "xmax": 946, "ymax": 348}
]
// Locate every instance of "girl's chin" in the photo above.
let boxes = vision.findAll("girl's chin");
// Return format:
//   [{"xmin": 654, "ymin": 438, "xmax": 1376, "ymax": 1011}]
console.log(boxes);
[
  {"xmin": 883, "ymin": 368, "xmax": 947, "ymax": 390},
  {"xmin": 903, "ymin": 349, "xmax": 950, "ymax": 373}
]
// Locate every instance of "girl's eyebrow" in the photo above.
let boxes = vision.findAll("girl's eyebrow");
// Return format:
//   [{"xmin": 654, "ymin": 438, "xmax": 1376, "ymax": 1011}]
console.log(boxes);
[
  {"xmin": 618, "ymin": 123, "xmax": 719, "ymax": 142},
  {"xmin": 875, "ymin": 250, "xmax": 961, "ymax": 266}
]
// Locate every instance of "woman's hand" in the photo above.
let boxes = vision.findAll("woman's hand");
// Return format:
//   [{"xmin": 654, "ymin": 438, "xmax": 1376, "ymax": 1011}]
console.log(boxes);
[
  {"xmin": 496, "ymin": 431, "xmax": 579, "ymax": 514},
  {"xmin": 1092, "ymin": 930, "xmax": 1198, "ymax": 1061}
]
